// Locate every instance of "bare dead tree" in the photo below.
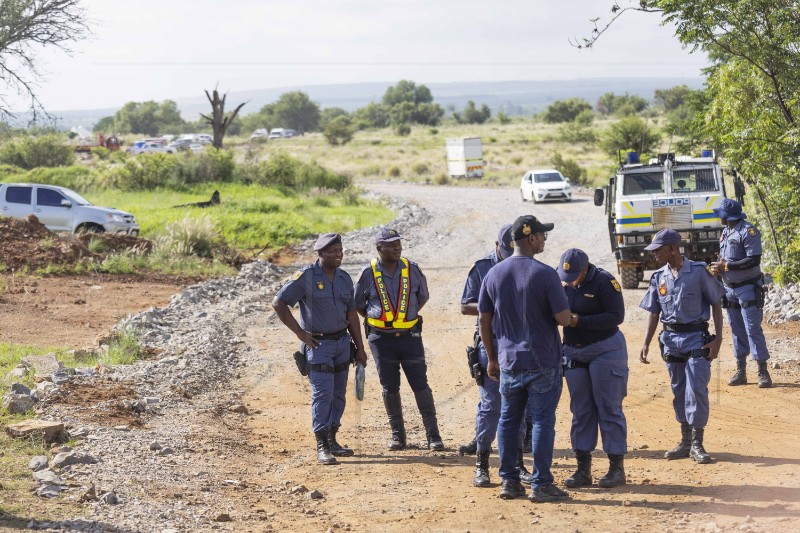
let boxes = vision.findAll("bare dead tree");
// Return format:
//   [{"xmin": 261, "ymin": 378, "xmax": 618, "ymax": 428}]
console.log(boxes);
[
  {"xmin": 0, "ymin": 0, "xmax": 90, "ymax": 123},
  {"xmin": 199, "ymin": 87, "xmax": 247, "ymax": 149}
]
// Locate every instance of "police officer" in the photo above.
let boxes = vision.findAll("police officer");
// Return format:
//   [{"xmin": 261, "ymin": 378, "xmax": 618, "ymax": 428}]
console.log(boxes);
[
  {"xmin": 556, "ymin": 248, "xmax": 628, "ymax": 489},
  {"xmin": 272, "ymin": 233, "xmax": 368, "ymax": 465},
  {"xmin": 639, "ymin": 229, "xmax": 724, "ymax": 464},
  {"xmin": 354, "ymin": 228, "xmax": 444, "ymax": 451},
  {"xmin": 709, "ymin": 198, "xmax": 772, "ymax": 388},
  {"xmin": 479, "ymin": 215, "xmax": 572, "ymax": 502},
  {"xmin": 459, "ymin": 224, "xmax": 530, "ymax": 487}
]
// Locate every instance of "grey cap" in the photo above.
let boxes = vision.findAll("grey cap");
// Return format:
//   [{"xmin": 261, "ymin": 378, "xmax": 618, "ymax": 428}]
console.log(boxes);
[
  {"xmin": 313, "ymin": 233, "xmax": 342, "ymax": 251},
  {"xmin": 497, "ymin": 224, "xmax": 514, "ymax": 259},
  {"xmin": 375, "ymin": 227, "xmax": 402, "ymax": 244},
  {"xmin": 644, "ymin": 228, "xmax": 682, "ymax": 250}
]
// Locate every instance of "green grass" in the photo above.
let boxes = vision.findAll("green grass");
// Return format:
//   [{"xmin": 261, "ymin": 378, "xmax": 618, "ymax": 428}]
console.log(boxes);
[
  {"xmin": 87, "ymin": 183, "xmax": 394, "ymax": 252},
  {"xmin": 101, "ymin": 328, "xmax": 143, "ymax": 366}
]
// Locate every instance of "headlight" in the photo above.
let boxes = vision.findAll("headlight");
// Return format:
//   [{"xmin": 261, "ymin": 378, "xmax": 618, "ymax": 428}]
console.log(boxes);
[
  {"xmin": 106, "ymin": 213, "xmax": 124, "ymax": 223},
  {"xmin": 564, "ymin": 184, "xmax": 572, "ymax": 191}
]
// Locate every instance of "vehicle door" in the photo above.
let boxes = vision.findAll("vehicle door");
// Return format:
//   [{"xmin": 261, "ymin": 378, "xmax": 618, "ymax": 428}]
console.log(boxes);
[
  {"xmin": 34, "ymin": 187, "xmax": 74, "ymax": 231},
  {"xmin": 522, "ymin": 172, "xmax": 532, "ymax": 194},
  {"xmin": 1, "ymin": 185, "xmax": 34, "ymax": 221}
]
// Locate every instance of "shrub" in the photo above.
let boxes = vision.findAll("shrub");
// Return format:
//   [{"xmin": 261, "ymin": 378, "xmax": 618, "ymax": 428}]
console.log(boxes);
[
  {"xmin": 600, "ymin": 116, "xmax": 661, "ymax": 157},
  {"xmin": 362, "ymin": 164, "xmax": 382, "ymax": 176},
  {"xmin": 105, "ymin": 153, "xmax": 181, "ymax": 191},
  {"xmin": 429, "ymin": 128, "xmax": 439, "ymax": 135},
  {"xmin": 0, "ymin": 134, "xmax": 75, "ymax": 169},
  {"xmin": 18, "ymin": 166, "xmax": 102, "ymax": 191},
  {"xmin": 411, "ymin": 162, "xmax": 430, "ymax": 175},
  {"xmin": 394, "ymin": 123, "xmax": 411, "ymax": 136},
  {"xmin": 101, "ymin": 328, "xmax": 143, "ymax": 366},
  {"xmin": 323, "ymin": 116, "xmax": 355, "ymax": 146},
  {"xmin": 433, "ymin": 173, "xmax": 450, "ymax": 185},
  {"xmin": 387, "ymin": 165, "xmax": 402, "ymax": 178},
  {"xmin": 551, "ymin": 153, "xmax": 589, "ymax": 187},
  {"xmin": 155, "ymin": 215, "xmax": 219, "ymax": 257},
  {"xmin": 340, "ymin": 186, "xmax": 361, "ymax": 206},
  {"xmin": 176, "ymin": 148, "xmax": 235, "ymax": 184},
  {"xmin": 510, "ymin": 156, "xmax": 523, "ymax": 165}
]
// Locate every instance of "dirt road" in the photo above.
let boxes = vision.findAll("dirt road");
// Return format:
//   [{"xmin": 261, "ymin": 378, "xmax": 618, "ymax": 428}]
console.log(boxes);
[{"xmin": 241, "ymin": 183, "xmax": 800, "ymax": 532}]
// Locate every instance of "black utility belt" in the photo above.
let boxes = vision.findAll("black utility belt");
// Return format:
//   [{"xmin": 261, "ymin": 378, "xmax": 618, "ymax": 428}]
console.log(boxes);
[
  {"xmin": 367, "ymin": 325, "xmax": 421, "ymax": 338},
  {"xmin": 308, "ymin": 362, "xmax": 351, "ymax": 374},
  {"xmin": 724, "ymin": 276, "xmax": 761, "ymax": 289},
  {"xmin": 562, "ymin": 358, "xmax": 589, "ymax": 370},
  {"xmin": 662, "ymin": 322, "xmax": 708, "ymax": 333},
  {"xmin": 662, "ymin": 349, "xmax": 709, "ymax": 363},
  {"xmin": 312, "ymin": 328, "xmax": 349, "ymax": 341}
]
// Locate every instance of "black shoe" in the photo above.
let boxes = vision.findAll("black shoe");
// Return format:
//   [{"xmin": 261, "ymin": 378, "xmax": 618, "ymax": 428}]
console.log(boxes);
[
  {"xmin": 757, "ymin": 361, "xmax": 773, "ymax": 388},
  {"xmin": 516, "ymin": 449, "xmax": 533, "ymax": 485},
  {"xmin": 499, "ymin": 479, "xmax": 526, "ymax": 500},
  {"xmin": 529, "ymin": 483, "xmax": 569, "ymax": 503},
  {"xmin": 458, "ymin": 438, "xmax": 477, "ymax": 456},
  {"xmin": 314, "ymin": 431, "xmax": 337, "ymax": 465},
  {"xmin": 690, "ymin": 428, "xmax": 712, "ymax": 464},
  {"xmin": 665, "ymin": 423, "xmax": 692, "ymax": 460},
  {"xmin": 383, "ymin": 391, "xmax": 406, "ymax": 451},
  {"xmin": 728, "ymin": 359, "xmax": 747, "ymax": 386},
  {"xmin": 563, "ymin": 450, "xmax": 592, "ymax": 488},
  {"xmin": 387, "ymin": 431, "xmax": 406, "ymax": 451},
  {"xmin": 597, "ymin": 454, "xmax": 626, "ymax": 488},
  {"xmin": 428, "ymin": 435, "xmax": 445, "ymax": 451},
  {"xmin": 328, "ymin": 426, "xmax": 354, "ymax": 457},
  {"xmin": 473, "ymin": 450, "xmax": 491, "ymax": 488}
]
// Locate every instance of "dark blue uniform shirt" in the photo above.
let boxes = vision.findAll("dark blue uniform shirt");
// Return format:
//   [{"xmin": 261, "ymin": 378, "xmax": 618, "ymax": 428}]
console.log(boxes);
[
  {"xmin": 275, "ymin": 260, "xmax": 355, "ymax": 334},
  {"xmin": 720, "ymin": 220, "xmax": 762, "ymax": 284},
  {"xmin": 461, "ymin": 251, "xmax": 499, "ymax": 328},
  {"xmin": 478, "ymin": 256, "xmax": 569, "ymax": 370},
  {"xmin": 563, "ymin": 264, "xmax": 624, "ymax": 347}
]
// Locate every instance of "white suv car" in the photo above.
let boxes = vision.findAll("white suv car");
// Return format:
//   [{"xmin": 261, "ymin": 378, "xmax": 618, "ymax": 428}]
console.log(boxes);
[
  {"xmin": 0, "ymin": 183, "xmax": 140, "ymax": 235},
  {"xmin": 520, "ymin": 169, "xmax": 573, "ymax": 203}
]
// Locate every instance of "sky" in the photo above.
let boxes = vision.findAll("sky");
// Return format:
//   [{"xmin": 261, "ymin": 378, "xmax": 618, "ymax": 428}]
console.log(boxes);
[{"xmin": 10, "ymin": 0, "xmax": 709, "ymax": 112}]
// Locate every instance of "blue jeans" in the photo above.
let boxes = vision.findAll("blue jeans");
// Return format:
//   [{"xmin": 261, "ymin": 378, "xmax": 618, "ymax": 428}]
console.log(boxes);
[
  {"xmin": 475, "ymin": 343, "xmax": 527, "ymax": 452},
  {"xmin": 498, "ymin": 367, "xmax": 562, "ymax": 487}
]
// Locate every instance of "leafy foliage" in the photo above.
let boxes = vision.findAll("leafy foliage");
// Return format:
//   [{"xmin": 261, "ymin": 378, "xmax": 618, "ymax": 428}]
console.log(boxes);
[
  {"xmin": 323, "ymin": 115, "xmax": 355, "ymax": 146},
  {"xmin": 453, "ymin": 100, "xmax": 492, "ymax": 124},
  {"xmin": 542, "ymin": 98, "xmax": 593, "ymax": 123},
  {"xmin": 551, "ymin": 152, "xmax": 589, "ymax": 186},
  {"xmin": 0, "ymin": 134, "xmax": 75, "ymax": 169},
  {"xmin": 596, "ymin": 92, "xmax": 649, "ymax": 116},
  {"xmin": 109, "ymin": 100, "xmax": 187, "ymax": 136},
  {"xmin": 600, "ymin": 116, "xmax": 661, "ymax": 157}
]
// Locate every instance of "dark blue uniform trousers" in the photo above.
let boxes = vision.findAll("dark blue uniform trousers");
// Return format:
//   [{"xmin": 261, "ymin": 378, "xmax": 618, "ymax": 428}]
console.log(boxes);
[
  {"xmin": 476, "ymin": 342, "xmax": 527, "ymax": 452},
  {"xmin": 666, "ymin": 356, "xmax": 710, "ymax": 429},
  {"xmin": 369, "ymin": 334, "xmax": 429, "ymax": 393},
  {"xmin": 725, "ymin": 284, "xmax": 770, "ymax": 362},
  {"xmin": 307, "ymin": 335, "xmax": 351, "ymax": 433},
  {"xmin": 563, "ymin": 331, "xmax": 628, "ymax": 455}
]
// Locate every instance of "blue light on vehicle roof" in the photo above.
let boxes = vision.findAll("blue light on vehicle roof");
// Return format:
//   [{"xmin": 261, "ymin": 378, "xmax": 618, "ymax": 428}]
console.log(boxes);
[
  {"xmin": 701, "ymin": 149, "xmax": 713, "ymax": 157},
  {"xmin": 627, "ymin": 152, "xmax": 640, "ymax": 164}
]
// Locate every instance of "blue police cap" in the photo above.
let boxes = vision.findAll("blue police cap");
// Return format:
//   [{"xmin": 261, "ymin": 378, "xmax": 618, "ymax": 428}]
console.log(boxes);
[
  {"xmin": 313, "ymin": 233, "xmax": 342, "ymax": 251},
  {"xmin": 557, "ymin": 248, "xmax": 589, "ymax": 283},
  {"xmin": 644, "ymin": 228, "xmax": 682, "ymax": 250},
  {"xmin": 497, "ymin": 224, "xmax": 514, "ymax": 259},
  {"xmin": 511, "ymin": 215, "xmax": 554, "ymax": 241},
  {"xmin": 375, "ymin": 227, "xmax": 401, "ymax": 244},
  {"xmin": 712, "ymin": 198, "xmax": 747, "ymax": 221}
]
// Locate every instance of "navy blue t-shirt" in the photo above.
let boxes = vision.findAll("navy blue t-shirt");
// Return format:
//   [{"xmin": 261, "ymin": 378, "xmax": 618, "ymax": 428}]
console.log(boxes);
[{"xmin": 478, "ymin": 255, "xmax": 569, "ymax": 370}]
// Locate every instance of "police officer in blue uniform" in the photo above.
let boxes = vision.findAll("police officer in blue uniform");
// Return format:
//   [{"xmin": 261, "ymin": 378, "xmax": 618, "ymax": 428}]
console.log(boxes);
[
  {"xmin": 354, "ymin": 228, "xmax": 444, "ymax": 451},
  {"xmin": 459, "ymin": 224, "xmax": 530, "ymax": 487},
  {"xmin": 709, "ymin": 198, "xmax": 772, "ymax": 388},
  {"xmin": 556, "ymin": 248, "xmax": 628, "ymax": 489},
  {"xmin": 272, "ymin": 233, "xmax": 368, "ymax": 465},
  {"xmin": 639, "ymin": 229, "xmax": 725, "ymax": 464}
]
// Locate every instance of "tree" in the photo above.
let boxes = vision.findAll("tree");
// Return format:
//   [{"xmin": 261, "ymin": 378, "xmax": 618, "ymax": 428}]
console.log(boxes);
[
  {"xmin": 578, "ymin": 0, "xmax": 800, "ymax": 280},
  {"xmin": 323, "ymin": 115, "xmax": 354, "ymax": 146},
  {"xmin": 108, "ymin": 100, "xmax": 187, "ymax": 135},
  {"xmin": 320, "ymin": 107, "xmax": 349, "ymax": 130},
  {"xmin": 92, "ymin": 116, "xmax": 115, "ymax": 134},
  {"xmin": 382, "ymin": 80, "xmax": 433, "ymax": 107},
  {"xmin": 271, "ymin": 92, "xmax": 320, "ymax": 132},
  {"xmin": 654, "ymin": 85, "xmax": 692, "ymax": 112},
  {"xmin": 542, "ymin": 98, "xmax": 592, "ymax": 123},
  {"xmin": 200, "ymin": 88, "xmax": 246, "ymax": 149},
  {"xmin": 596, "ymin": 92, "xmax": 649, "ymax": 116},
  {"xmin": 381, "ymin": 81, "xmax": 445, "ymax": 132},
  {"xmin": 352, "ymin": 102, "xmax": 389, "ymax": 130},
  {"xmin": 0, "ymin": 0, "xmax": 89, "ymax": 122},
  {"xmin": 454, "ymin": 100, "xmax": 492, "ymax": 124},
  {"xmin": 600, "ymin": 116, "xmax": 661, "ymax": 157}
]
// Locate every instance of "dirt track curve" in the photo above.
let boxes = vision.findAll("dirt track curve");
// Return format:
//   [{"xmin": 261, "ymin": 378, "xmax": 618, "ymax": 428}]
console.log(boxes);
[{"xmin": 239, "ymin": 183, "xmax": 800, "ymax": 532}]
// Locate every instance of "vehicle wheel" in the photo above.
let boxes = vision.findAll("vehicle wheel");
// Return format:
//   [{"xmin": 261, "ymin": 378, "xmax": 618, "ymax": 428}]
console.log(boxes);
[
  {"xmin": 620, "ymin": 267, "xmax": 639, "ymax": 290},
  {"xmin": 76, "ymin": 223, "xmax": 105, "ymax": 235},
  {"xmin": 520, "ymin": 190, "xmax": 528, "ymax": 202}
]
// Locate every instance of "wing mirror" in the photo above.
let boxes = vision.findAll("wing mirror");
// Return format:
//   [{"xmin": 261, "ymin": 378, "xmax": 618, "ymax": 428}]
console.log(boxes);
[
  {"xmin": 593, "ymin": 188, "xmax": 605, "ymax": 206},
  {"xmin": 60, "ymin": 199, "xmax": 72, "ymax": 208}
]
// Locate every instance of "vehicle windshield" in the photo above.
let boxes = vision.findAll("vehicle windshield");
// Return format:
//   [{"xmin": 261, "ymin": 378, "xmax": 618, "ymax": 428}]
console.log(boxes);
[
  {"xmin": 533, "ymin": 173, "xmax": 564, "ymax": 183},
  {"xmin": 621, "ymin": 172, "xmax": 665, "ymax": 195},
  {"xmin": 671, "ymin": 168, "xmax": 718, "ymax": 193},
  {"xmin": 61, "ymin": 189, "xmax": 93, "ymax": 206}
]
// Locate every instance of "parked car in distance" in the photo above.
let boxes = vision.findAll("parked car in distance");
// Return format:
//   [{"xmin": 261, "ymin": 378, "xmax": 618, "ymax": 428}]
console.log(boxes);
[
  {"xmin": 167, "ymin": 138, "xmax": 194, "ymax": 152},
  {"xmin": 127, "ymin": 141, "xmax": 169, "ymax": 155},
  {"xmin": 283, "ymin": 129, "xmax": 297, "ymax": 138},
  {"xmin": 0, "ymin": 183, "xmax": 139, "ymax": 235},
  {"xmin": 520, "ymin": 169, "xmax": 573, "ymax": 203},
  {"xmin": 268, "ymin": 128, "xmax": 285, "ymax": 139},
  {"xmin": 194, "ymin": 134, "xmax": 213, "ymax": 145}
]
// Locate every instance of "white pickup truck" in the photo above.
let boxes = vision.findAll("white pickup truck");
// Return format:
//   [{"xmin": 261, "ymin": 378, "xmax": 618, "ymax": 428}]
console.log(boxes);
[{"xmin": 0, "ymin": 183, "xmax": 140, "ymax": 235}]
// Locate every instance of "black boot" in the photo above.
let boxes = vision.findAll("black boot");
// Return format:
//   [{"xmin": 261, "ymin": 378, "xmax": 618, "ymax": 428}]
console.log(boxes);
[
  {"xmin": 564, "ymin": 450, "xmax": 592, "ymax": 488},
  {"xmin": 728, "ymin": 358, "xmax": 747, "ymax": 386},
  {"xmin": 458, "ymin": 438, "xmax": 477, "ymax": 456},
  {"xmin": 516, "ymin": 448, "xmax": 533, "ymax": 485},
  {"xmin": 757, "ymin": 361, "xmax": 773, "ymax": 388},
  {"xmin": 598, "ymin": 454, "xmax": 626, "ymax": 488},
  {"xmin": 382, "ymin": 391, "xmax": 406, "ymax": 450},
  {"xmin": 665, "ymin": 423, "xmax": 692, "ymax": 460},
  {"xmin": 690, "ymin": 427, "xmax": 712, "ymax": 464},
  {"xmin": 414, "ymin": 388, "xmax": 444, "ymax": 450},
  {"xmin": 328, "ymin": 425, "xmax": 354, "ymax": 457},
  {"xmin": 523, "ymin": 419, "xmax": 533, "ymax": 453},
  {"xmin": 314, "ymin": 431, "xmax": 337, "ymax": 465},
  {"xmin": 499, "ymin": 478, "xmax": 526, "ymax": 500},
  {"xmin": 473, "ymin": 450, "xmax": 491, "ymax": 487}
]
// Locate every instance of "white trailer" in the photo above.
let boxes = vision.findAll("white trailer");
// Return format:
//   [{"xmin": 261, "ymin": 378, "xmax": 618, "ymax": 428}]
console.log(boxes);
[{"xmin": 446, "ymin": 137, "xmax": 484, "ymax": 178}]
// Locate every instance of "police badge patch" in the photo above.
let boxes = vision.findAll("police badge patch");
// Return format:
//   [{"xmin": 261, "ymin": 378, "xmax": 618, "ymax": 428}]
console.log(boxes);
[
  {"xmin": 317, "ymin": 281, "xmax": 325, "ymax": 290},
  {"xmin": 292, "ymin": 270, "xmax": 303, "ymax": 280},
  {"xmin": 611, "ymin": 279, "xmax": 621, "ymax": 292},
  {"xmin": 659, "ymin": 282, "xmax": 667, "ymax": 296},
  {"xmin": 748, "ymin": 227, "xmax": 756, "ymax": 236},
  {"xmin": 563, "ymin": 262, "xmax": 571, "ymax": 271}
]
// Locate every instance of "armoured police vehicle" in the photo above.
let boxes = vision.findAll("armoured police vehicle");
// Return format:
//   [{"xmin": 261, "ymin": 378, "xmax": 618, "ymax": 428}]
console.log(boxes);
[{"xmin": 593, "ymin": 152, "xmax": 734, "ymax": 289}]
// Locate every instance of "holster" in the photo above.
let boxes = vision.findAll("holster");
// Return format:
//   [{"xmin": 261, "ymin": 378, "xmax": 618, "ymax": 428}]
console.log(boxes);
[
  {"xmin": 350, "ymin": 339, "xmax": 358, "ymax": 364},
  {"xmin": 293, "ymin": 350, "xmax": 308, "ymax": 376},
  {"xmin": 756, "ymin": 274, "xmax": 767, "ymax": 309},
  {"xmin": 466, "ymin": 331, "xmax": 483, "ymax": 386}
]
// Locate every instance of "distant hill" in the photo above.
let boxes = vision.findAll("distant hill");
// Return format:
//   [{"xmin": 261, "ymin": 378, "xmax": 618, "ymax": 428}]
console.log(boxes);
[{"xmin": 51, "ymin": 77, "xmax": 703, "ymax": 131}]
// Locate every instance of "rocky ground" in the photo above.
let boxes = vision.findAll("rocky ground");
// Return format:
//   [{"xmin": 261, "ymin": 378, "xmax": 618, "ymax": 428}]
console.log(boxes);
[{"xmin": 3, "ymin": 183, "xmax": 800, "ymax": 532}]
